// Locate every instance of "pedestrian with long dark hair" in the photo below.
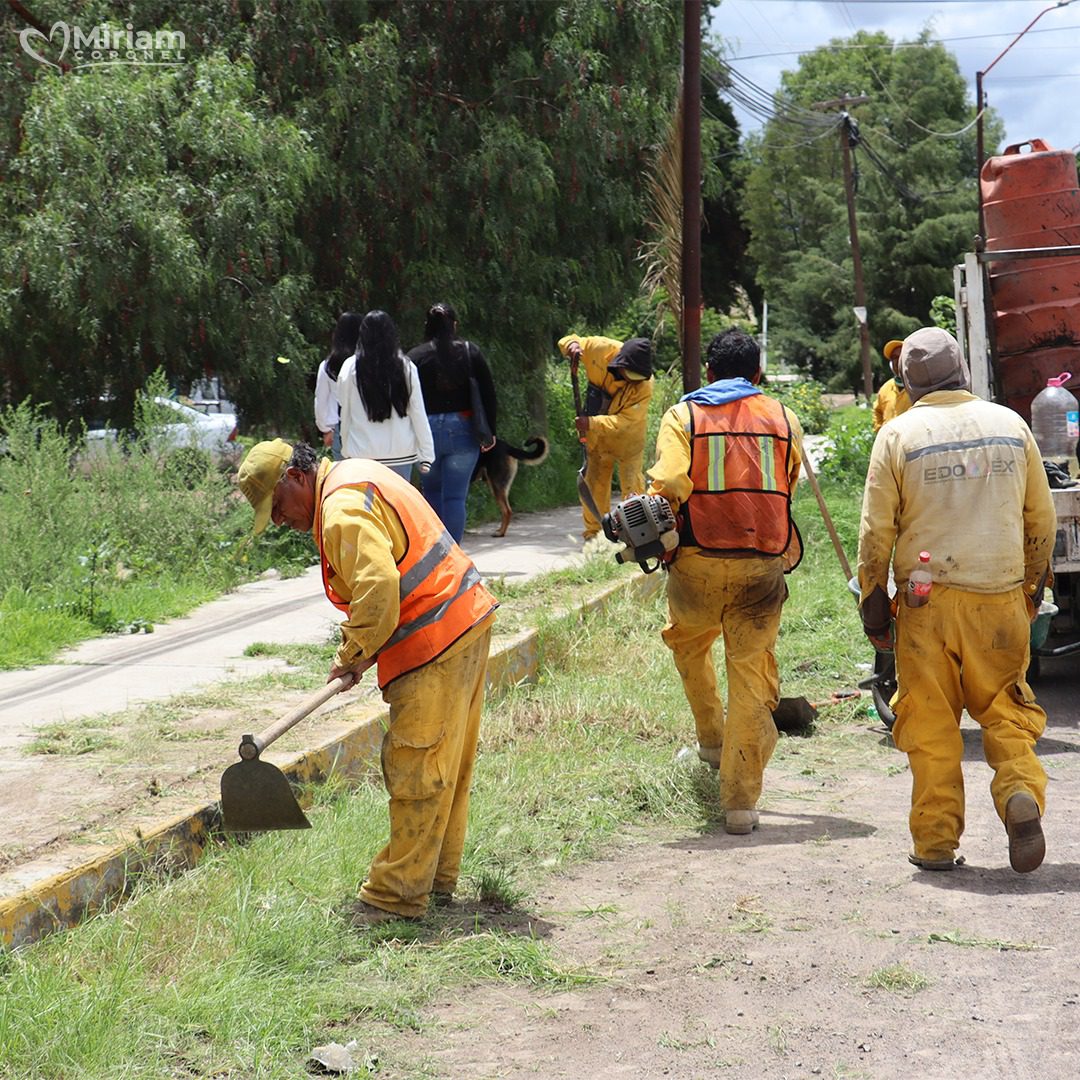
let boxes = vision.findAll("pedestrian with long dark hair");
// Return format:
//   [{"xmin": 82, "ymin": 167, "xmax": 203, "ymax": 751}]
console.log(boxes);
[
  {"xmin": 337, "ymin": 310, "xmax": 434, "ymax": 480},
  {"xmin": 408, "ymin": 302, "xmax": 497, "ymax": 542},
  {"xmin": 315, "ymin": 311, "xmax": 362, "ymax": 460}
]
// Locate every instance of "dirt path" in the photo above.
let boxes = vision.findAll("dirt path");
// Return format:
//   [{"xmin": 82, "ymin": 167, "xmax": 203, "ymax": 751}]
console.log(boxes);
[{"xmin": 381, "ymin": 709, "xmax": 1080, "ymax": 1080}]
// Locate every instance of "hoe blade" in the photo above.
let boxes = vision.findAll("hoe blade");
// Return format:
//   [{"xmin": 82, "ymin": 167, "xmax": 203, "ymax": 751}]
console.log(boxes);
[{"xmin": 220, "ymin": 758, "xmax": 311, "ymax": 832}]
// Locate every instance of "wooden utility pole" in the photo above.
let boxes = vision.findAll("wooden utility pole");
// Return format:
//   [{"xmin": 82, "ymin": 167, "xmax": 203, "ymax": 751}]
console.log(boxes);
[
  {"xmin": 813, "ymin": 94, "xmax": 873, "ymax": 403},
  {"xmin": 681, "ymin": 0, "xmax": 702, "ymax": 393}
]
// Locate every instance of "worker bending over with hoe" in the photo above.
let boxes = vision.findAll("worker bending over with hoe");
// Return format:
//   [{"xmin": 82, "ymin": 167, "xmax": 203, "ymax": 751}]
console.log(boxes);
[
  {"xmin": 856, "ymin": 328, "xmax": 1055, "ymax": 873},
  {"xmin": 648, "ymin": 329, "xmax": 803, "ymax": 835},
  {"xmin": 238, "ymin": 440, "xmax": 498, "ymax": 923},
  {"xmin": 872, "ymin": 339, "xmax": 912, "ymax": 431},
  {"xmin": 558, "ymin": 333, "xmax": 653, "ymax": 542}
]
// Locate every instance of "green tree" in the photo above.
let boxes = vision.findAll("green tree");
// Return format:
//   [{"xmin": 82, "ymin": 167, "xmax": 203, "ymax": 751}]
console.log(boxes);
[
  {"xmin": 739, "ymin": 30, "xmax": 1003, "ymax": 390},
  {"xmin": 0, "ymin": 0, "xmax": 685, "ymax": 437}
]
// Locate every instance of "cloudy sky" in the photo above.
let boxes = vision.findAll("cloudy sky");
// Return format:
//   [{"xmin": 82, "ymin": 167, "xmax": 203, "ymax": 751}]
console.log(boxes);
[{"xmin": 710, "ymin": 0, "xmax": 1080, "ymax": 154}]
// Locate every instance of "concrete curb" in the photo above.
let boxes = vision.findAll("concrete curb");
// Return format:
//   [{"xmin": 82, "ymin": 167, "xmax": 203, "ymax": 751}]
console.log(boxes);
[{"xmin": 0, "ymin": 570, "xmax": 662, "ymax": 951}]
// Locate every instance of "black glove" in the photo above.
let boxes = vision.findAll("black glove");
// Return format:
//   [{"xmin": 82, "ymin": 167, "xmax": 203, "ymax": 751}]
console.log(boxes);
[
  {"xmin": 1043, "ymin": 460, "xmax": 1079, "ymax": 489},
  {"xmin": 860, "ymin": 584, "xmax": 894, "ymax": 652}
]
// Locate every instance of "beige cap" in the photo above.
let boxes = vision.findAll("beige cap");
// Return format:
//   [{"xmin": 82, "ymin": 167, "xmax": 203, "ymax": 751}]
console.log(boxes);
[
  {"xmin": 237, "ymin": 439, "xmax": 292, "ymax": 533},
  {"xmin": 899, "ymin": 328, "xmax": 970, "ymax": 401}
]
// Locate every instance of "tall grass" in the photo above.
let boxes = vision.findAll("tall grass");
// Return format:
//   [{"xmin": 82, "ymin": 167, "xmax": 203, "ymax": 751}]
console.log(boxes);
[
  {"xmin": 0, "ymin": 399, "xmax": 314, "ymax": 669},
  {"xmin": 0, "ymin": 482, "xmax": 878, "ymax": 1080}
]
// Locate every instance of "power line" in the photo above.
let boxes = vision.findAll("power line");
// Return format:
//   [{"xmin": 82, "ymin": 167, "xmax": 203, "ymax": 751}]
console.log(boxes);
[{"xmin": 726, "ymin": 23, "xmax": 1080, "ymax": 62}]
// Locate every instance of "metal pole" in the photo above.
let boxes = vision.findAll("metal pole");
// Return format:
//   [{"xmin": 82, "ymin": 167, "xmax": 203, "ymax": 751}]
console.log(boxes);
[
  {"xmin": 975, "ymin": 69, "xmax": 985, "ymax": 235},
  {"xmin": 681, "ymin": 0, "xmax": 702, "ymax": 393},
  {"xmin": 839, "ymin": 115, "xmax": 873, "ymax": 403}
]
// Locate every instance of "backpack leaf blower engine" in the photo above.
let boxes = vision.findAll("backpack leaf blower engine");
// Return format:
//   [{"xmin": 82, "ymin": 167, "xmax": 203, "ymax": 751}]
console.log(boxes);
[{"xmin": 602, "ymin": 494, "xmax": 678, "ymax": 573}]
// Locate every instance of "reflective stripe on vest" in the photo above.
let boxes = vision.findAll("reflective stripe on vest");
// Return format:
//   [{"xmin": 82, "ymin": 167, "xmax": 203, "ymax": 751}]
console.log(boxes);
[
  {"xmin": 681, "ymin": 396, "xmax": 795, "ymax": 557},
  {"xmin": 315, "ymin": 459, "xmax": 497, "ymax": 687}
]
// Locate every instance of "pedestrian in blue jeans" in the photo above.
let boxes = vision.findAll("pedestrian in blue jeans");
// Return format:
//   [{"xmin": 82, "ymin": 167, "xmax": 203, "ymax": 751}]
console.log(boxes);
[{"xmin": 408, "ymin": 303, "xmax": 497, "ymax": 542}]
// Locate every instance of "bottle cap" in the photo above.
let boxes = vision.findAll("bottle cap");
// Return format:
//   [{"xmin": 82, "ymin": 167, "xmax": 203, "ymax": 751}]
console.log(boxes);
[
  {"xmin": 918, "ymin": 550, "xmax": 930, "ymax": 562},
  {"xmin": 1047, "ymin": 372, "xmax": 1072, "ymax": 388}
]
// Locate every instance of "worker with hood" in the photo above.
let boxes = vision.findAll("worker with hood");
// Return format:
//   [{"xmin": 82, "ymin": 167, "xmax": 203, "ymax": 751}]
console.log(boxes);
[
  {"xmin": 872, "ymin": 339, "xmax": 913, "ymax": 431},
  {"xmin": 856, "ymin": 327, "xmax": 1056, "ymax": 874},
  {"xmin": 558, "ymin": 333, "xmax": 654, "ymax": 542},
  {"xmin": 237, "ymin": 440, "xmax": 498, "ymax": 924},
  {"xmin": 647, "ymin": 329, "xmax": 803, "ymax": 835}
]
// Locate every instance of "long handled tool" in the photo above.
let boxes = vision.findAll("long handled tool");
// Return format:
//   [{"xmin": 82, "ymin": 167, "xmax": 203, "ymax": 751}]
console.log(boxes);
[
  {"xmin": 773, "ymin": 689, "xmax": 861, "ymax": 733},
  {"xmin": 568, "ymin": 354, "xmax": 604, "ymax": 522},
  {"xmin": 801, "ymin": 451, "xmax": 853, "ymax": 584},
  {"xmin": 221, "ymin": 676, "xmax": 352, "ymax": 832}
]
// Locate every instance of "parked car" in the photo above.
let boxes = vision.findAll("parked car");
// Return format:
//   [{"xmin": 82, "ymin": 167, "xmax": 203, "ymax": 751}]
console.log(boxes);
[{"xmin": 82, "ymin": 397, "xmax": 241, "ymax": 469}]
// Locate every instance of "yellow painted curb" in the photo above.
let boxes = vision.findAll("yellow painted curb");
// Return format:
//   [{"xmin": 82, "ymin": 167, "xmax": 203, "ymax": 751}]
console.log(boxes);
[{"xmin": 0, "ymin": 570, "xmax": 661, "ymax": 951}]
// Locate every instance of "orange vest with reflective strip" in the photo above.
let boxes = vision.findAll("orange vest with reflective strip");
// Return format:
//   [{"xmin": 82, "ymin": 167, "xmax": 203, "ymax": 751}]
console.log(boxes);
[
  {"xmin": 681, "ymin": 395, "xmax": 798, "ymax": 561},
  {"xmin": 315, "ymin": 459, "xmax": 498, "ymax": 688}
]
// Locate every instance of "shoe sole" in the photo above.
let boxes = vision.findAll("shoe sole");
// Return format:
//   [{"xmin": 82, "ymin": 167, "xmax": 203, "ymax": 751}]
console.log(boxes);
[{"xmin": 1006, "ymin": 793, "xmax": 1045, "ymax": 873}]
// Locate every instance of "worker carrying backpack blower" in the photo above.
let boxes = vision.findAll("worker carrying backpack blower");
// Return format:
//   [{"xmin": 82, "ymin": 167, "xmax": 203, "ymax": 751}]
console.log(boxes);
[{"xmin": 644, "ymin": 328, "xmax": 803, "ymax": 836}]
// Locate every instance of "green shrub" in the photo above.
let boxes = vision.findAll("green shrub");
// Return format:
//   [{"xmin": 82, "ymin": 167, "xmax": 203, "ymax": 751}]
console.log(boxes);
[
  {"xmin": 766, "ymin": 380, "xmax": 831, "ymax": 435},
  {"xmin": 0, "ymin": 389, "xmax": 316, "ymax": 668},
  {"xmin": 819, "ymin": 407, "xmax": 875, "ymax": 485}
]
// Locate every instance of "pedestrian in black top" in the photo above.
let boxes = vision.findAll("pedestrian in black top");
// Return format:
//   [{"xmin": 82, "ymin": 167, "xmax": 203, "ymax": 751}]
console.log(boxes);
[{"xmin": 407, "ymin": 303, "xmax": 497, "ymax": 541}]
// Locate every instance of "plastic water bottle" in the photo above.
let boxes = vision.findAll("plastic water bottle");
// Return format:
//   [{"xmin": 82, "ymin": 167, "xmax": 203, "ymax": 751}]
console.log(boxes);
[
  {"xmin": 1031, "ymin": 372, "xmax": 1080, "ymax": 467},
  {"xmin": 906, "ymin": 551, "xmax": 932, "ymax": 608}
]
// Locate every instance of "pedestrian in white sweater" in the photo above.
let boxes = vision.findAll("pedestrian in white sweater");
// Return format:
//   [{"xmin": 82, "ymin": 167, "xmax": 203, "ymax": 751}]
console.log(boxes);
[{"xmin": 335, "ymin": 310, "xmax": 434, "ymax": 479}]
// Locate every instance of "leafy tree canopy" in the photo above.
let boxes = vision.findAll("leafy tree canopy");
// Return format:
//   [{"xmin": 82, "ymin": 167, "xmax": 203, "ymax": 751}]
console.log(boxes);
[
  {"xmin": 0, "ymin": 0, "xmax": 685, "ymax": 435},
  {"xmin": 739, "ymin": 29, "xmax": 1003, "ymax": 390}
]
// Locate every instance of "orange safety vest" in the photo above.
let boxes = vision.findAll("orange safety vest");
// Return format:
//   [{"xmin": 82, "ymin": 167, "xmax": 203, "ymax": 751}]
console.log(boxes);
[
  {"xmin": 680, "ymin": 395, "xmax": 799, "ymax": 564},
  {"xmin": 314, "ymin": 459, "xmax": 498, "ymax": 687}
]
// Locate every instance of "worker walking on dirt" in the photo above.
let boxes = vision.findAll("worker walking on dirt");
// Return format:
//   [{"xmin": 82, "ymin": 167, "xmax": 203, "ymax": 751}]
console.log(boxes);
[
  {"xmin": 647, "ymin": 329, "xmax": 803, "ymax": 835},
  {"xmin": 237, "ymin": 440, "xmax": 498, "ymax": 923},
  {"xmin": 856, "ymin": 327, "xmax": 1056, "ymax": 874},
  {"xmin": 558, "ymin": 333, "xmax": 654, "ymax": 542},
  {"xmin": 872, "ymin": 340, "xmax": 912, "ymax": 432}
]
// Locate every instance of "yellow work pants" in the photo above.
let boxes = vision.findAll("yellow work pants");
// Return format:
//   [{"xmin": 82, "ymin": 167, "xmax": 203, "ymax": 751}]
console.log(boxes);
[
  {"xmin": 580, "ymin": 449, "xmax": 645, "ymax": 540},
  {"xmin": 662, "ymin": 552, "xmax": 785, "ymax": 811},
  {"xmin": 892, "ymin": 585, "xmax": 1046, "ymax": 862},
  {"xmin": 359, "ymin": 620, "xmax": 492, "ymax": 917}
]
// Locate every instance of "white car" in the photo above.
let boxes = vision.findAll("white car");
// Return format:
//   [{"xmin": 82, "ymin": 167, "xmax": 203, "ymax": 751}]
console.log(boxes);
[{"xmin": 83, "ymin": 397, "xmax": 241, "ymax": 468}]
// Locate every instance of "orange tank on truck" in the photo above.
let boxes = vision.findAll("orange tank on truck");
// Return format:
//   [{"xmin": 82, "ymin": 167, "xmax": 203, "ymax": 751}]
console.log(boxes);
[{"xmin": 953, "ymin": 139, "xmax": 1080, "ymax": 677}]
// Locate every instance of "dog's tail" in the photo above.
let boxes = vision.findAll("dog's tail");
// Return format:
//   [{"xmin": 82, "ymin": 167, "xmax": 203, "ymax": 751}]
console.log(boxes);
[{"xmin": 505, "ymin": 435, "xmax": 549, "ymax": 464}]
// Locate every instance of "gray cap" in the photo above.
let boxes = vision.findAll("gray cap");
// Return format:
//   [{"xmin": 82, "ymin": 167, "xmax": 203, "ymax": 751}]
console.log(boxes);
[{"xmin": 899, "ymin": 327, "xmax": 970, "ymax": 401}]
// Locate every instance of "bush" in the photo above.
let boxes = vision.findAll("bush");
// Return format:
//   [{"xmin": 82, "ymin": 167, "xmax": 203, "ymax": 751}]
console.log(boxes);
[
  {"xmin": 0, "ymin": 393, "xmax": 315, "ymax": 668},
  {"xmin": 819, "ymin": 408, "xmax": 875, "ymax": 485},
  {"xmin": 765, "ymin": 380, "xmax": 831, "ymax": 434}
]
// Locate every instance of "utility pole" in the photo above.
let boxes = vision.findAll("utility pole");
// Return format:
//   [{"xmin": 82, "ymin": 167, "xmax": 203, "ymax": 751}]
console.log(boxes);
[
  {"xmin": 813, "ymin": 94, "xmax": 873, "ymax": 403},
  {"xmin": 681, "ymin": 0, "xmax": 702, "ymax": 393}
]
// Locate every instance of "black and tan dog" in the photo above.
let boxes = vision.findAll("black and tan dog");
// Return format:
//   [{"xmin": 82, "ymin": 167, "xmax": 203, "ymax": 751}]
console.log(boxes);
[{"xmin": 472, "ymin": 436, "xmax": 549, "ymax": 537}]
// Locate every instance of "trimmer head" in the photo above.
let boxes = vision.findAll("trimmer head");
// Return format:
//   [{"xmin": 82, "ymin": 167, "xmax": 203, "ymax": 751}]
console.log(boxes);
[{"xmin": 220, "ymin": 757, "xmax": 311, "ymax": 832}]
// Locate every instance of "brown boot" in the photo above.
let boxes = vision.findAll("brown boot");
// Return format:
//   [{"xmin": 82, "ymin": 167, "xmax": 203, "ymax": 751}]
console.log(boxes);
[{"xmin": 1006, "ymin": 793, "xmax": 1045, "ymax": 873}]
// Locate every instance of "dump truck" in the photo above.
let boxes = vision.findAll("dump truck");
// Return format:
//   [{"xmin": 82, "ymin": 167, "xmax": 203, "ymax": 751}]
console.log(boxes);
[{"xmin": 953, "ymin": 139, "xmax": 1080, "ymax": 673}]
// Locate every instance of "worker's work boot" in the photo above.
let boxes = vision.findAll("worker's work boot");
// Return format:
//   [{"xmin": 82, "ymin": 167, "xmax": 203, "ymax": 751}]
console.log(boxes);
[
  {"xmin": 724, "ymin": 809, "xmax": 758, "ymax": 835},
  {"xmin": 350, "ymin": 900, "xmax": 417, "ymax": 928},
  {"xmin": 1006, "ymin": 792, "xmax": 1045, "ymax": 873},
  {"xmin": 697, "ymin": 745, "xmax": 722, "ymax": 769},
  {"xmin": 908, "ymin": 852, "xmax": 965, "ymax": 871}
]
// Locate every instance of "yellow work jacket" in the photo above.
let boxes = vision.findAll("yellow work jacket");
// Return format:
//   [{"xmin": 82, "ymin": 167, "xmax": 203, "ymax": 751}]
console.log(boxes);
[
  {"xmin": 558, "ymin": 335, "xmax": 653, "ymax": 459},
  {"xmin": 313, "ymin": 458, "xmax": 498, "ymax": 686},
  {"xmin": 857, "ymin": 390, "xmax": 1056, "ymax": 601},
  {"xmin": 872, "ymin": 378, "xmax": 912, "ymax": 431},
  {"xmin": 648, "ymin": 395, "xmax": 803, "ymax": 560}
]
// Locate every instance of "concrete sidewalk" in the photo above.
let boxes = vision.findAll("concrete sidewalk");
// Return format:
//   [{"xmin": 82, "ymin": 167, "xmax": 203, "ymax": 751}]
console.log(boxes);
[
  {"xmin": 0, "ymin": 504, "xmax": 608, "ymax": 947},
  {"xmin": 0, "ymin": 505, "xmax": 587, "ymax": 736}
]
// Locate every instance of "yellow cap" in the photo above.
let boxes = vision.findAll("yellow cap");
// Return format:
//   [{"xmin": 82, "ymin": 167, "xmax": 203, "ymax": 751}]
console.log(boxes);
[
  {"xmin": 882, "ymin": 340, "xmax": 904, "ymax": 363},
  {"xmin": 237, "ymin": 439, "xmax": 292, "ymax": 533}
]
